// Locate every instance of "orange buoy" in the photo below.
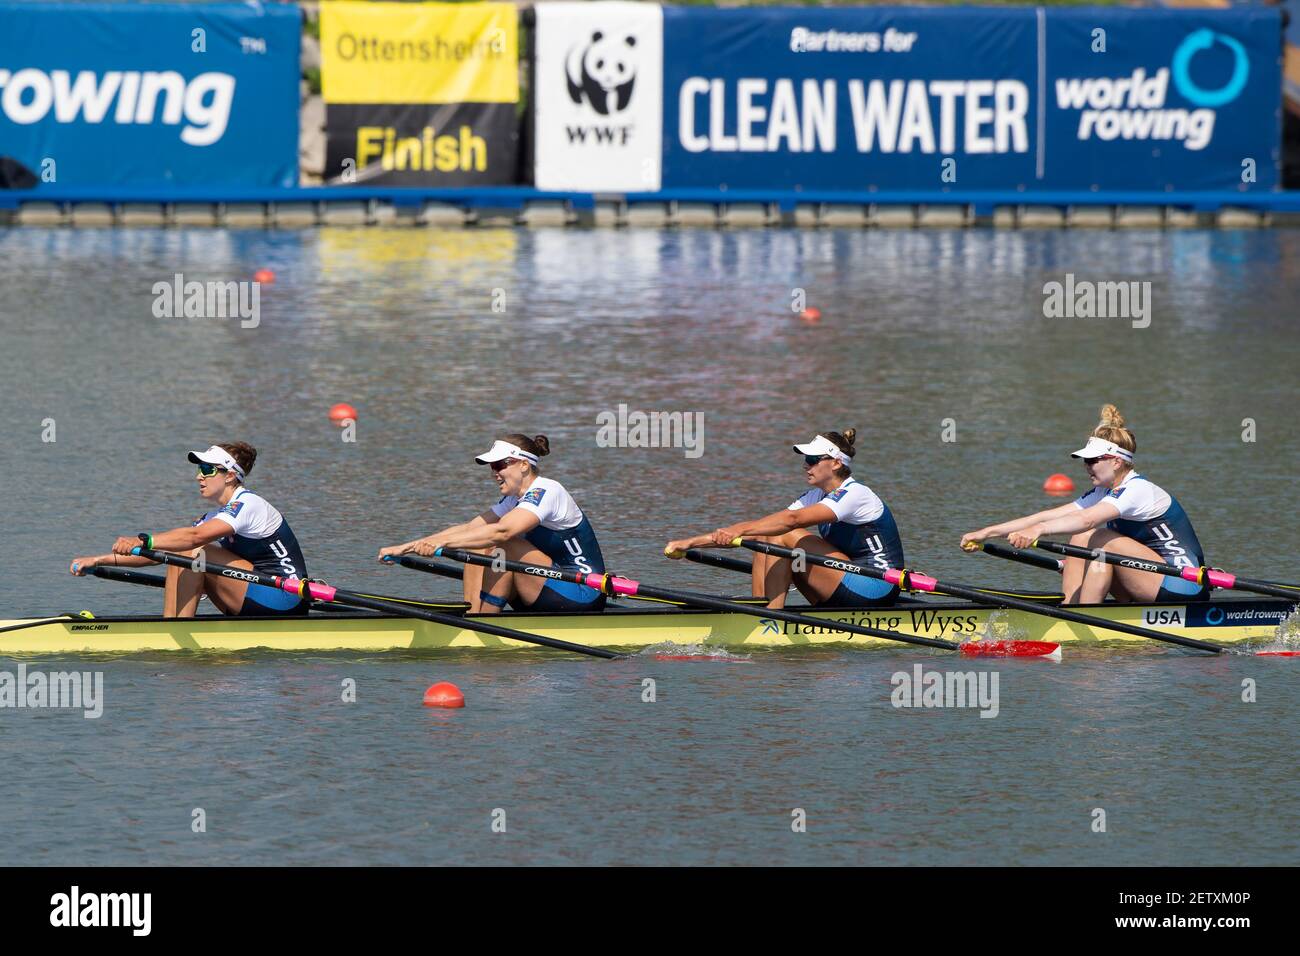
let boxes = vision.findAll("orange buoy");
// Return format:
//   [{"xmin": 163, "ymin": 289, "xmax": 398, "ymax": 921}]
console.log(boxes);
[
  {"xmin": 799, "ymin": 306, "xmax": 822, "ymax": 323},
  {"xmin": 253, "ymin": 268, "xmax": 275, "ymax": 284},
  {"xmin": 328, "ymin": 402, "xmax": 357, "ymax": 425},
  {"xmin": 1043, "ymin": 473, "xmax": 1075, "ymax": 496},
  {"xmin": 422, "ymin": 681, "xmax": 465, "ymax": 708}
]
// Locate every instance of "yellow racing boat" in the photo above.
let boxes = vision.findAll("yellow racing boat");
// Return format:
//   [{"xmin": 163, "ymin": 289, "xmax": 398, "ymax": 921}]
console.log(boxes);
[{"xmin": 1, "ymin": 595, "xmax": 1295, "ymax": 654}]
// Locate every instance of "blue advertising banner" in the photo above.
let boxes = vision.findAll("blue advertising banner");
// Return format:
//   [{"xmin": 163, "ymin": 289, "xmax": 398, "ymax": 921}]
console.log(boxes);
[
  {"xmin": 661, "ymin": 6, "xmax": 1281, "ymax": 192},
  {"xmin": 0, "ymin": 2, "xmax": 301, "ymax": 187}
]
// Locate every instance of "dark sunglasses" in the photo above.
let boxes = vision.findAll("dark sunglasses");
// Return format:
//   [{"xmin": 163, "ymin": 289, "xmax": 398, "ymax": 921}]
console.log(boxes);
[
  {"xmin": 195, "ymin": 462, "xmax": 229, "ymax": 478},
  {"xmin": 804, "ymin": 455, "xmax": 833, "ymax": 466}
]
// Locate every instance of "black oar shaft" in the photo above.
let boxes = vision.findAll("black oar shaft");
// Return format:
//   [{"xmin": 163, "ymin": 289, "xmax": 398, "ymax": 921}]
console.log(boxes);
[
  {"xmin": 977, "ymin": 541, "xmax": 1065, "ymax": 574},
  {"xmin": 134, "ymin": 546, "xmax": 620, "ymax": 659},
  {"xmin": 1034, "ymin": 539, "xmax": 1300, "ymax": 601},
  {"xmin": 395, "ymin": 559, "xmax": 464, "ymax": 582},
  {"xmin": 740, "ymin": 539, "xmax": 1225, "ymax": 654},
  {"xmin": 90, "ymin": 566, "xmax": 166, "ymax": 589},
  {"xmin": 681, "ymin": 549, "xmax": 754, "ymax": 576},
  {"xmin": 430, "ymin": 547, "xmax": 961, "ymax": 651}
]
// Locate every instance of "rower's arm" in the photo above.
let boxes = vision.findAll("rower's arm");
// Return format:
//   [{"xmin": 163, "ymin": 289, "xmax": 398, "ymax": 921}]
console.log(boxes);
[
  {"xmin": 1035, "ymin": 501, "xmax": 1120, "ymax": 537},
  {"xmin": 378, "ymin": 514, "xmax": 499, "ymax": 560},
  {"xmin": 667, "ymin": 504, "xmax": 841, "ymax": 554},
  {"xmin": 155, "ymin": 519, "xmax": 235, "ymax": 551},
  {"xmin": 110, "ymin": 519, "xmax": 235, "ymax": 557},
  {"xmin": 723, "ymin": 504, "xmax": 837, "ymax": 539},
  {"xmin": 973, "ymin": 502, "xmax": 1081, "ymax": 539},
  {"xmin": 437, "ymin": 508, "xmax": 538, "ymax": 550}
]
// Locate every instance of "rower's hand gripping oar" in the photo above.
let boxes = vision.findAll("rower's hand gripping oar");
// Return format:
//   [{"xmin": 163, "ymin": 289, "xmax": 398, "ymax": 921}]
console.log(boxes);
[
  {"xmin": 423, "ymin": 547, "xmax": 1060, "ymax": 658},
  {"xmin": 1029, "ymin": 539, "xmax": 1300, "ymax": 601},
  {"xmin": 739, "ymin": 538, "xmax": 1230, "ymax": 654},
  {"xmin": 131, "ymin": 539, "xmax": 622, "ymax": 660}
]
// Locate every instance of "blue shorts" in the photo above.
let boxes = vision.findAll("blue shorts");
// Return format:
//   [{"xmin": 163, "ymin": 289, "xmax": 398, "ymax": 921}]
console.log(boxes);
[
  {"xmin": 1155, "ymin": 572, "xmax": 1211, "ymax": 602},
  {"xmin": 509, "ymin": 577, "xmax": 607, "ymax": 613},
  {"xmin": 238, "ymin": 581, "xmax": 310, "ymax": 617},
  {"xmin": 819, "ymin": 572, "xmax": 899, "ymax": 608}
]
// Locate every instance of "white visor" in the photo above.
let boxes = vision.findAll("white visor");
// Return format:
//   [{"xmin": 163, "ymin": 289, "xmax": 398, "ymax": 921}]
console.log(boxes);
[
  {"xmin": 792, "ymin": 435, "xmax": 852, "ymax": 467},
  {"xmin": 187, "ymin": 445, "xmax": 246, "ymax": 480},
  {"xmin": 474, "ymin": 440, "xmax": 539, "ymax": 466},
  {"xmin": 1070, "ymin": 436, "xmax": 1133, "ymax": 463}
]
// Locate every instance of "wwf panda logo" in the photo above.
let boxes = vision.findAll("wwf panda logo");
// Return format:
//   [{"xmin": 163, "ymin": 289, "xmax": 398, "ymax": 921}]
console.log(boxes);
[{"xmin": 565, "ymin": 30, "xmax": 637, "ymax": 115}]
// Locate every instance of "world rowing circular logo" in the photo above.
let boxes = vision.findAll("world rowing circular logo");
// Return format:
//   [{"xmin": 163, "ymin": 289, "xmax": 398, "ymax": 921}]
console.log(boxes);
[
  {"xmin": 1205, "ymin": 606, "xmax": 1225, "ymax": 625},
  {"xmin": 1171, "ymin": 29, "xmax": 1249, "ymax": 107}
]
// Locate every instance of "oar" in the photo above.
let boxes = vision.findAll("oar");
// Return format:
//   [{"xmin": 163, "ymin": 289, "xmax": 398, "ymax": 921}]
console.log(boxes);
[
  {"xmin": 972, "ymin": 541, "xmax": 1065, "ymax": 574},
  {"xmin": 737, "ymin": 538, "xmax": 1234, "ymax": 655},
  {"xmin": 86, "ymin": 564, "xmax": 470, "ymax": 614},
  {"xmin": 1031, "ymin": 539, "xmax": 1300, "ymax": 601},
  {"xmin": 680, "ymin": 549, "xmax": 755, "ymax": 576},
  {"xmin": 129, "ymin": 542, "xmax": 622, "ymax": 660},
  {"xmin": 0, "ymin": 612, "xmax": 97, "ymax": 637},
  {"xmin": 90, "ymin": 566, "xmax": 167, "ymax": 589},
  {"xmin": 416, "ymin": 548, "xmax": 1061, "ymax": 658}
]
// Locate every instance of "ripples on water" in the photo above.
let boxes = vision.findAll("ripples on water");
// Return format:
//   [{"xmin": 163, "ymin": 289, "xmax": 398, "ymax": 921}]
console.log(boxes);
[{"xmin": 1, "ymin": 226, "xmax": 1297, "ymax": 864}]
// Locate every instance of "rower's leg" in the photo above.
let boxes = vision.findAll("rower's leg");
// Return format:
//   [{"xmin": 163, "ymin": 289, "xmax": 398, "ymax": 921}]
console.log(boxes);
[
  {"xmin": 474, "ymin": 540, "xmax": 551, "ymax": 613},
  {"xmin": 462, "ymin": 559, "xmax": 485, "ymax": 612},
  {"xmin": 163, "ymin": 551, "xmax": 204, "ymax": 617},
  {"xmin": 474, "ymin": 546, "xmax": 515, "ymax": 614},
  {"xmin": 198, "ymin": 544, "xmax": 256, "ymax": 615},
  {"xmin": 1063, "ymin": 528, "xmax": 1166, "ymax": 603},
  {"xmin": 750, "ymin": 549, "xmax": 776, "ymax": 599},
  {"xmin": 504, "ymin": 541, "xmax": 554, "ymax": 608},
  {"xmin": 750, "ymin": 535, "xmax": 794, "ymax": 608},
  {"xmin": 1086, "ymin": 531, "xmax": 1168, "ymax": 603},
  {"xmin": 772, "ymin": 532, "xmax": 847, "ymax": 608},
  {"xmin": 1061, "ymin": 545, "xmax": 1088, "ymax": 603},
  {"xmin": 1062, "ymin": 529, "xmax": 1115, "ymax": 604},
  {"xmin": 162, "ymin": 545, "xmax": 253, "ymax": 617}
]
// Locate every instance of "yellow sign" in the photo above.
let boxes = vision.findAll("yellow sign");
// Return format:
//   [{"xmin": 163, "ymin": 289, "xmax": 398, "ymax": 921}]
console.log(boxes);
[{"xmin": 321, "ymin": 2, "xmax": 519, "ymax": 105}]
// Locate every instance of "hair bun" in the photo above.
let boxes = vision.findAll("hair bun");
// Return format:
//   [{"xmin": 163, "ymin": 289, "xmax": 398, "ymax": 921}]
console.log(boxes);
[
  {"xmin": 532, "ymin": 434, "xmax": 551, "ymax": 457},
  {"xmin": 842, "ymin": 427, "xmax": 857, "ymax": 447},
  {"xmin": 1098, "ymin": 404, "xmax": 1125, "ymax": 429}
]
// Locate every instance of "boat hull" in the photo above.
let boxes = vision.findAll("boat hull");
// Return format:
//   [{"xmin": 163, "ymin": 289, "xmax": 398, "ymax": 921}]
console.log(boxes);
[{"xmin": 1, "ymin": 596, "xmax": 1294, "ymax": 654}]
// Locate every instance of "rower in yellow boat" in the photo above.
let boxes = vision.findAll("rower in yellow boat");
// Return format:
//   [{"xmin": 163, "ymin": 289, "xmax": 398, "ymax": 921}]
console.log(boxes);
[
  {"xmin": 69, "ymin": 442, "xmax": 311, "ymax": 618},
  {"xmin": 665, "ymin": 429, "xmax": 906, "ymax": 609},
  {"xmin": 376, "ymin": 434, "xmax": 607, "ymax": 613},
  {"xmin": 960, "ymin": 404, "xmax": 1210, "ymax": 604}
]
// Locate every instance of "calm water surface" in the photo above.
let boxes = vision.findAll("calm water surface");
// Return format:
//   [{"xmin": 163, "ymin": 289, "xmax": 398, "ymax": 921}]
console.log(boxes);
[{"xmin": 0, "ymin": 226, "xmax": 1296, "ymax": 864}]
